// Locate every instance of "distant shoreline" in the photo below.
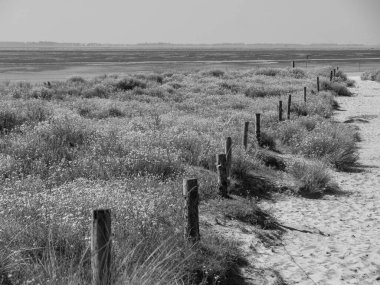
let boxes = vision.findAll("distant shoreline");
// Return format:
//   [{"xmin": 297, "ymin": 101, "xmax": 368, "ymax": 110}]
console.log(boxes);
[{"xmin": 1, "ymin": 41, "xmax": 380, "ymax": 50}]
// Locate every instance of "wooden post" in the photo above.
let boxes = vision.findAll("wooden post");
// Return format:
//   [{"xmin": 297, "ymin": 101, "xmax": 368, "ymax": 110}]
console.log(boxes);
[
  {"xmin": 216, "ymin": 154, "xmax": 228, "ymax": 198},
  {"xmin": 287, "ymin": 95, "xmax": 292, "ymax": 120},
  {"xmin": 292, "ymin": 61, "xmax": 295, "ymax": 68},
  {"xmin": 317, "ymin": 77, "xmax": 320, "ymax": 92},
  {"xmin": 279, "ymin": 100, "xmax": 283, "ymax": 121},
  {"xmin": 330, "ymin": 70, "xmax": 333, "ymax": 81},
  {"xmin": 337, "ymin": 66, "xmax": 339, "ymax": 71},
  {"xmin": 183, "ymin": 178, "xmax": 200, "ymax": 243},
  {"xmin": 92, "ymin": 209, "xmax": 111, "ymax": 285},
  {"xmin": 243, "ymin": 122, "xmax": 249, "ymax": 150},
  {"xmin": 209, "ymin": 155, "xmax": 216, "ymax": 171},
  {"xmin": 255, "ymin": 113, "xmax": 261, "ymax": 145},
  {"xmin": 304, "ymin": 87, "xmax": 307, "ymax": 103},
  {"xmin": 225, "ymin": 137, "xmax": 232, "ymax": 178},
  {"xmin": 333, "ymin": 68, "xmax": 336, "ymax": 77}
]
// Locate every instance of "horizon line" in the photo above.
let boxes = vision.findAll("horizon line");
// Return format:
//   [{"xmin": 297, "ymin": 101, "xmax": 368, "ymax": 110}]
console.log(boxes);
[{"xmin": 1, "ymin": 41, "xmax": 380, "ymax": 47}]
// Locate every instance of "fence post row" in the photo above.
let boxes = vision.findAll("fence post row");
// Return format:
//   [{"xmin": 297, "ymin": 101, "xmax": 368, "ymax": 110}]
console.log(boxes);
[
  {"xmin": 92, "ymin": 209, "xmax": 112, "ymax": 285},
  {"xmin": 217, "ymin": 154, "xmax": 228, "ymax": 198},
  {"xmin": 255, "ymin": 113, "xmax": 261, "ymax": 144},
  {"xmin": 279, "ymin": 100, "xmax": 283, "ymax": 121},
  {"xmin": 287, "ymin": 95, "xmax": 292, "ymax": 120},
  {"xmin": 304, "ymin": 86, "xmax": 307, "ymax": 102},
  {"xmin": 225, "ymin": 137, "xmax": 232, "ymax": 179},
  {"xmin": 183, "ymin": 178, "xmax": 200, "ymax": 243},
  {"xmin": 243, "ymin": 121, "xmax": 249, "ymax": 150}
]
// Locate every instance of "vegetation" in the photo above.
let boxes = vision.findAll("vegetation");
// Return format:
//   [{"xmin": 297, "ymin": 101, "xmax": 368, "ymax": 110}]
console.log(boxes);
[
  {"xmin": 361, "ymin": 70, "xmax": 380, "ymax": 82},
  {"xmin": 0, "ymin": 66, "xmax": 357, "ymax": 284}
]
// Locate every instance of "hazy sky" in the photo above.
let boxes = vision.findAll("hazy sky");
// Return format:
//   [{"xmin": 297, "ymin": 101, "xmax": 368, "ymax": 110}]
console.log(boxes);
[{"xmin": 1, "ymin": 0, "xmax": 379, "ymax": 44}]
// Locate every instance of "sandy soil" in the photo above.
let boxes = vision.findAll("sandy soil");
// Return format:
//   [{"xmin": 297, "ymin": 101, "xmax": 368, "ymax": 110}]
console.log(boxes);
[{"xmin": 253, "ymin": 76, "xmax": 380, "ymax": 284}]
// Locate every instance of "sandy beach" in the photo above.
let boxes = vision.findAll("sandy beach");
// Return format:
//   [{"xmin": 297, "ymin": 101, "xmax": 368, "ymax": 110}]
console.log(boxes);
[{"xmin": 254, "ymin": 75, "xmax": 380, "ymax": 284}]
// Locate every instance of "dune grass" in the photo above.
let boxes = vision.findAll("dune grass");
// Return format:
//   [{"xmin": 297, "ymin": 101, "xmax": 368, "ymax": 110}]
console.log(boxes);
[
  {"xmin": 361, "ymin": 70, "xmax": 380, "ymax": 82},
  {"xmin": 0, "ymin": 66, "xmax": 358, "ymax": 284}
]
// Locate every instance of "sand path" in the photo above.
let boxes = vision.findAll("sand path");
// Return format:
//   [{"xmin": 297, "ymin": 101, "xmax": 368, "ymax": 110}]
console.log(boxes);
[{"xmin": 255, "ymin": 76, "xmax": 380, "ymax": 284}]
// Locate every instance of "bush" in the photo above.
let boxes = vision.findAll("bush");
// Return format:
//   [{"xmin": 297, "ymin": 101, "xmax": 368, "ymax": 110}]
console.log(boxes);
[
  {"xmin": 82, "ymin": 85, "xmax": 108, "ymax": 98},
  {"xmin": 282, "ymin": 68, "xmax": 306, "ymax": 79},
  {"xmin": 204, "ymin": 69, "xmax": 225, "ymax": 77},
  {"xmin": 361, "ymin": 70, "xmax": 380, "ymax": 82},
  {"xmin": 320, "ymin": 81, "xmax": 352, "ymax": 96},
  {"xmin": 116, "ymin": 78, "xmax": 147, "ymax": 91},
  {"xmin": 0, "ymin": 101, "xmax": 50, "ymax": 133},
  {"xmin": 255, "ymin": 68, "xmax": 282, "ymax": 77},
  {"xmin": 67, "ymin": 76, "xmax": 86, "ymax": 84}
]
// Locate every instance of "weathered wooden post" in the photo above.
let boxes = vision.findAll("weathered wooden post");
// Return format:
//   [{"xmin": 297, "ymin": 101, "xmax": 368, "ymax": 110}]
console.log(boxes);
[
  {"xmin": 183, "ymin": 178, "xmax": 200, "ymax": 243},
  {"xmin": 92, "ymin": 209, "xmax": 112, "ymax": 285},
  {"xmin": 255, "ymin": 113, "xmax": 261, "ymax": 145},
  {"xmin": 225, "ymin": 137, "xmax": 232, "ymax": 178},
  {"xmin": 292, "ymin": 61, "xmax": 295, "ymax": 68},
  {"xmin": 330, "ymin": 70, "xmax": 333, "ymax": 81},
  {"xmin": 317, "ymin": 77, "xmax": 320, "ymax": 92},
  {"xmin": 337, "ymin": 66, "xmax": 339, "ymax": 71},
  {"xmin": 333, "ymin": 68, "xmax": 336, "ymax": 77},
  {"xmin": 243, "ymin": 122, "xmax": 249, "ymax": 150},
  {"xmin": 279, "ymin": 100, "xmax": 283, "ymax": 121},
  {"xmin": 304, "ymin": 87, "xmax": 307, "ymax": 102},
  {"xmin": 216, "ymin": 154, "xmax": 228, "ymax": 198},
  {"xmin": 287, "ymin": 95, "xmax": 292, "ymax": 120}
]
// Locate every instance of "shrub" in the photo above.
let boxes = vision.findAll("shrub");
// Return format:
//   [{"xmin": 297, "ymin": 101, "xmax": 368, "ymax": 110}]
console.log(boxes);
[
  {"xmin": 320, "ymin": 81, "xmax": 352, "ymax": 96},
  {"xmin": 219, "ymin": 81, "xmax": 241, "ymax": 93},
  {"xmin": 255, "ymin": 68, "xmax": 282, "ymax": 77},
  {"xmin": 107, "ymin": 106, "xmax": 125, "ymax": 117},
  {"xmin": 259, "ymin": 131, "xmax": 276, "ymax": 150},
  {"xmin": 204, "ymin": 69, "xmax": 225, "ymax": 77},
  {"xmin": 82, "ymin": 85, "xmax": 108, "ymax": 98},
  {"xmin": 67, "ymin": 76, "xmax": 86, "ymax": 84},
  {"xmin": 346, "ymin": 79, "xmax": 355, "ymax": 87},
  {"xmin": 0, "ymin": 101, "xmax": 50, "ymax": 133},
  {"xmin": 361, "ymin": 70, "xmax": 380, "ymax": 82},
  {"xmin": 335, "ymin": 70, "xmax": 347, "ymax": 81},
  {"xmin": 115, "ymin": 78, "xmax": 147, "ymax": 91},
  {"xmin": 282, "ymin": 68, "xmax": 306, "ymax": 79},
  {"xmin": 148, "ymin": 74, "xmax": 164, "ymax": 84},
  {"xmin": 291, "ymin": 102, "xmax": 308, "ymax": 116}
]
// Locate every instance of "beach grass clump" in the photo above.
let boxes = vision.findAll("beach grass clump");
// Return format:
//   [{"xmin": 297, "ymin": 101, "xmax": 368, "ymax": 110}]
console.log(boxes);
[
  {"xmin": 255, "ymin": 68, "xmax": 282, "ymax": 77},
  {"xmin": 290, "ymin": 159, "xmax": 332, "ymax": 198},
  {"xmin": 287, "ymin": 121, "xmax": 358, "ymax": 170},
  {"xmin": 320, "ymin": 80, "xmax": 353, "ymax": 96},
  {"xmin": 0, "ymin": 100, "xmax": 50, "ymax": 133},
  {"xmin": 81, "ymin": 84, "xmax": 108, "ymax": 98},
  {"xmin": 361, "ymin": 70, "xmax": 380, "ymax": 82},
  {"xmin": 67, "ymin": 76, "xmax": 87, "ymax": 84},
  {"xmin": 115, "ymin": 77, "xmax": 147, "ymax": 91},
  {"xmin": 203, "ymin": 69, "xmax": 225, "ymax": 78}
]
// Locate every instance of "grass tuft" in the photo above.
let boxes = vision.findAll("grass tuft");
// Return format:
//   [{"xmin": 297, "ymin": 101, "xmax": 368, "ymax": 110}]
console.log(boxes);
[{"xmin": 290, "ymin": 159, "xmax": 333, "ymax": 198}]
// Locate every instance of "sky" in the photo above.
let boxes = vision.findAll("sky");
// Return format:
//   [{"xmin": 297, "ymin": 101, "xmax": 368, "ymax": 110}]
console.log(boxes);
[{"xmin": 0, "ymin": 0, "xmax": 379, "ymax": 45}]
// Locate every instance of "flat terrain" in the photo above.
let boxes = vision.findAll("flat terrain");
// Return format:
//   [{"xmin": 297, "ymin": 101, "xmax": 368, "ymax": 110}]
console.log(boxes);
[{"xmin": 1, "ymin": 48, "xmax": 380, "ymax": 82}]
